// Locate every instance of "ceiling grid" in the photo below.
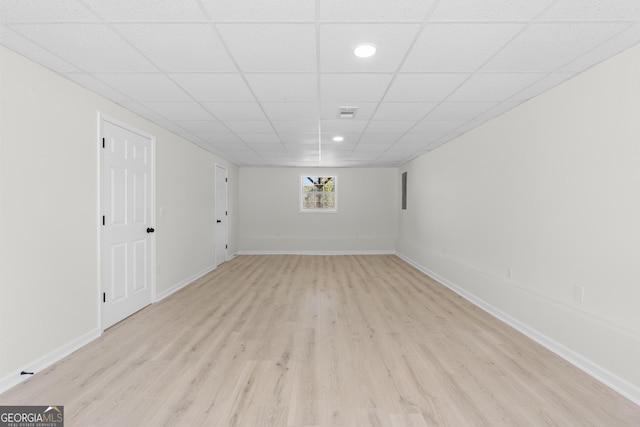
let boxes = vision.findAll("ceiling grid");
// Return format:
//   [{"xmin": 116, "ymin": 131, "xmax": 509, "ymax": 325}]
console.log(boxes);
[{"xmin": 2, "ymin": 0, "xmax": 640, "ymax": 166}]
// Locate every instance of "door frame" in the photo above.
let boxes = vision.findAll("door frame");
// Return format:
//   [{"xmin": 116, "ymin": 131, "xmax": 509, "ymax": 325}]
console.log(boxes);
[
  {"xmin": 215, "ymin": 164, "xmax": 228, "ymax": 266},
  {"xmin": 98, "ymin": 112, "xmax": 157, "ymax": 331}
]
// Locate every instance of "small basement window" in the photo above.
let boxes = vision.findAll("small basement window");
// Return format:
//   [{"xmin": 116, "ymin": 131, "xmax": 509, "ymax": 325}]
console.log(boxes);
[{"xmin": 300, "ymin": 176, "xmax": 337, "ymax": 212}]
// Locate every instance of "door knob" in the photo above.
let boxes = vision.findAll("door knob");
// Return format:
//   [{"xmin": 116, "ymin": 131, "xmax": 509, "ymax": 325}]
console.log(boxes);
[
  {"xmin": 216, "ymin": 220, "xmax": 222, "ymax": 223},
  {"xmin": 147, "ymin": 227, "xmax": 155, "ymax": 233}
]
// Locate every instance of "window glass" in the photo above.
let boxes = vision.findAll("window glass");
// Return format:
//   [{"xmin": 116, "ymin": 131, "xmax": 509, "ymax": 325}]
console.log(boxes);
[{"xmin": 301, "ymin": 176, "xmax": 336, "ymax": 212}]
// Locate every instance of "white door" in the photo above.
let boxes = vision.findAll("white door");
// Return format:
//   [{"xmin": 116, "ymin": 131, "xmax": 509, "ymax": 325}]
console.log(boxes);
[
  {"xmin": 215, "ymin": 165, "xmax": 228, "ymax": 266},
  {"xmin": 101, "ymin": 117, "xmax": 155, "ymax": 329}
]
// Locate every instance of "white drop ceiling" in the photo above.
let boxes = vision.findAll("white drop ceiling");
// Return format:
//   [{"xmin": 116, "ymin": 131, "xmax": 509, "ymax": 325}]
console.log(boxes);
[{"xmin": 2, "ymin": 0, "xmax": 640, "ymax": 167}]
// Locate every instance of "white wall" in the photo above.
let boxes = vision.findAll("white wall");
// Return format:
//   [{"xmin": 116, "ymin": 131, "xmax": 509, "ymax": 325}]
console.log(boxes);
[
  {"xmin": 0, "ymin": 46, "xmax": 238, "ymax": 390},
  {"xmin": 397, "ymin": 43, "xmax": 640, "ymax": 401},
  {"xmin": 226, "ymin": 165, "xmax": 240, "ymax": 257},
  {"xmin": 239, "ymin": 167, "xmax": 398, "ymax": 253},
  {"xmin": 155, "ymin": 142, "xmax": 238, "ymax": 298}
]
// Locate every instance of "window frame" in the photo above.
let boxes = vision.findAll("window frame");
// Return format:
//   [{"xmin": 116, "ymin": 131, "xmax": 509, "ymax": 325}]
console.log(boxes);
[{"xmin": 299, "ymin": 175, "xmax": 338, "ymax": 213}]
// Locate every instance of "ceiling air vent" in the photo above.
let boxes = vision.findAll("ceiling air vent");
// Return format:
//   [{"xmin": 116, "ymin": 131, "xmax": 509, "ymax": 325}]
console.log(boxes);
[{"xmin": 338, "ymin": 106, "xmax": 358, "ymax": 119}]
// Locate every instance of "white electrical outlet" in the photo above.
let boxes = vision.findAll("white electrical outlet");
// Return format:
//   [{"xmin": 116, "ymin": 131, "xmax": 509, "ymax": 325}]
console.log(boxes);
[{"xmin": 573, "ymin": 286, "xmax": 584, "ymax": 303}]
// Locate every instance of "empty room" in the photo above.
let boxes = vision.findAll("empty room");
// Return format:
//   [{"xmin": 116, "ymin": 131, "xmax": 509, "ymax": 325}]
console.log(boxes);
[{"xmin": 1, "ymin": 0, "xmax": 640, "ymax": 426}]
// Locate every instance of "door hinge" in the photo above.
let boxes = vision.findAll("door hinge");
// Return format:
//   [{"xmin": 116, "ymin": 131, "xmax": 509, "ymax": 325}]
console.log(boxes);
[
  {"xmin": 103, "ymin": 292, "xmax": 106, "ymax": 303},
  {"xmin": 225, "ymin": 177, "xmax": 227, "ymax": 182},
  {"xmin": 102, "ymin": 215, "xmax": 105, "ymax": 226},
  {"xmin": 225, "ymin": 244, "xmax": 228, "ymax": 249},
  {"xmin": 102, "ymin": 138, "xmax": 105, "ymax": 148},
  {"xmin": 225, "ymin": 211, "xmax": 227, "ymax": 216}
]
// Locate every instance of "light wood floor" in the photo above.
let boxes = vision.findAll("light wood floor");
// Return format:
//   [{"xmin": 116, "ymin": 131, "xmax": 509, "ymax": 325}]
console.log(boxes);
[{"xmin": 1, "ymin": 255, "xmax": 638, "ymax": 426}]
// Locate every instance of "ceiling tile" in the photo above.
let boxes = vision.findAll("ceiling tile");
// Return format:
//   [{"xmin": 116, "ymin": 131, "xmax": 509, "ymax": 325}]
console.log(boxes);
[
  {"xmin": 221, "ymin": 144, "xmax": 259, "ymax": 153},
  {"xmin": 237, "ymin": 133, "xmax": 281, "ymax": 144},
  {"xmin": 207, "ymin": 141, "xmax": 245, "ymax": 152},
  {"xmin": 180, "ymin": 133, "xmax": 207, "ymax": 145},
  {"xmin": 408, "ymin": 121, "xmax": 466, "ymax": 137},
  {"xmin": 1, "ymin": 27, "xmax": 80, "ymax": 73},
  {"xmin": 376, "ymin": 150, "xmax": 418, "ymax": 162},
  {"xmin": 202, "ymin": 102, "xmax": 267, "ymax": 120},
  {"xmin": 280, "ymin": 134, "xmax": 319, "ymax": 145},
  {"xmin": 9, "ymin": 24, "xmax": 156, "ymax": 72},
  {"xmin": 119, "ymin": 102, "xmax": 168, "ymax": 122},
  {"xmin": 114, "ymin": 24, "xmax": 236, "ymax": 72},
  {"xmin": 290, "ymin": 148, "xmax": 318, "ymax": 158},
  {"xmin": 319, "ymin": 0, "xmax": 435, "ymax": 21},
  {"xmin": 65, "ymin": 73, "xmax": 133, "ymax": 103},
  {"xmin": 94, "ymin": 73, "xmax": 191, "ymax": 102},
  {"xmin": 358, "ymin": 133, "xmax": 405, "ymax": 144},
  {"xmin": 249, "ymin": 145, "xmax": 285, "ymax": 153},
  {"xmin": 323, "ymin": 140, "xmax": 358, "ymax": 151},
  {"xmin": 246, "ymin": 74, "xmax": 317, "ymax": 102},
  {"xmin": 271, "ymin": 120, "xmax": 318, "ymax": 134},
  {"xmin": 200, "ymin": 0, "xmax": 315, "ymax": 21},
  {"xmin": 83, "ymin": 0, "xmax": 208, "ymax": 21},
  {"xmin": 425, "ymin": 102, "xmax": 498, "ymax": 121},
  {"xmin": 0, "ymin": 0, "xmax": 99, "ymax": 21},
  {"xmin": 424, "ymin": 138, "xmax": 450, "ymax": 150},
  {"xmin": 217, "ymin": 24, "xmax": 316, "ymax": 72},
  {"xmin": 389, "ymin": 138, "xmax": 430, "ymax": 149},
  {"xmin": 468, "ymin": 101, "xmax": 521, "ymax": 124},
  {"xmin": 321, "ymin": 74, "xmax": 393, "ymax": 102},
  {"xmin": 261, "ymin": 102, "xmax": 319, "ymax": 120},
  {"xmin": 429, "ymin": 0, "xmax": 555, "ymax": 21},
  {"xmin": 4, "ymin": 0, "xmax": 640, "ymax": 168},
  {"xmin": 335, "ymin": 159, "xmax": 368, "ymax": 167},
  {"xmin": 366, "ymin": 121, "xmax": 417, "ymax": 133},
  {"xmin": 395, "ymin": 133, "xmax": 434, "ymax": 145},
  {"xmin": 559, "ymin": 23, "xmax": 640, "ymax": 73},
  {"xmin": 402, "ymin": 23, "xmax": 525, "ymax": 72},
  {"xmin": 482, "ymin": 23, "xmax": 632, "ymax": 72},
  {"xmin": 385, "ymin": 73, "xmax": 469, "ymax": 101},
  {"xmin": 142, "ymin": 102, "xmax": 214, "ymax": 120},
  {"xmin": 154, "ymin": 120, "xmax": 191, "ymax": 136},
  {"xmin": 372, "ymin": 102, "xmax": 437, "ymax": 120},
  {"xmin": 320, "ymin": 24, "xmax": 420, "ymax": 73},
  {"xmin": 199, "ymin": 133, "xmax": 245, "ymax": 144},
  {"xmin": 172, "ymin": 120, "xmax": 230, "ymax": 135},
  {"xmin": 222, "ymin": 151, "xmax": 261, "ymax": 163},
  {"xmin": 170, "ymin": 73, "xmax": 255, "ymax": 102},
  {"xmin": 510, "ymin": 73, "xmax": 574, "ymax": 101},
  {"xmin": 448, "ymin": 73, "xmax": 544, "ymax": 102},
  {"xmin": 224, "ymin": 121, "xmax": 274, "ymax": 133},
  {"xmin": 321, "ymin": 120, "xmax": 369, "ymax": 133},
  {"xmin": 540, "ymin": 0, "xmax": 640, "ymax": 20},
  {"xmin": 353, "ymin": 142, "xmax": 393, "ymax": 151},
  {"xmin": 261, "ymin": 157, "xmax": 295, "ymax": 165},
  {"xmin": 321, "ymin": 132, "xmax": 360, "ymax": 142},
  {"xmin": 320, "ymin": 102, "xmax": 378, "ymax": 120},
  {"xmin": 395, "ymin": 130, "xmax": 430, "ymax": 147},
  {"xmin": 349, "ymin": 149, "xmax": 385, "ymax": 159}
]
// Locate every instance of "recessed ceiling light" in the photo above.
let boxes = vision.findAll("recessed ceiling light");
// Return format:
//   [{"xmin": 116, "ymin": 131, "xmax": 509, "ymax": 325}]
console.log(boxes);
[
  {"xmin": 333, "ymin": 136, "xmax": 344, "ymax": 142},
  {"xmin": 353, "ymin": 44, "xmax": 377, "ymax": 58}
]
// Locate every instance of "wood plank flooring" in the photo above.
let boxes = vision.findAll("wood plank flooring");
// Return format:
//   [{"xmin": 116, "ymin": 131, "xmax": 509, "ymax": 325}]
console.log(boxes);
[{"xmin": 1, "ymin": 255, "xmax": 639, "ymax": 426}]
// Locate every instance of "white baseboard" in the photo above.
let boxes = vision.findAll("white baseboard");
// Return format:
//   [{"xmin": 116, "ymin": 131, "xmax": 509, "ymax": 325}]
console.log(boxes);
[
  {"xmin": 237, "ymin": 250, "xmax": 395, "ymax": 256},
  {"xmin": 395, "ymin": 251, "xmax": 640, "ymax": 406},
  {"xmin": 155, "ymin": 264, "xmax": 217, "ymax": 302},
  {"xmin": 0, "ymin": 265, "xmax": 218, "ymax": 396},
  {"xmin": 0, "ymin": 327, "xmax": 101, "ymax": 395}
]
